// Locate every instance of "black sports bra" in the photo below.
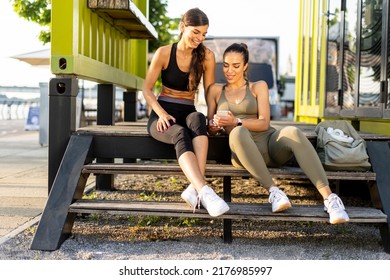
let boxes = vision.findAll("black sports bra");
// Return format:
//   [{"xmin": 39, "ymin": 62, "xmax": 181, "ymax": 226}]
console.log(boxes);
[{"xmin": 161, "ymin": 43, "xmax": 190, "ymax": 91}]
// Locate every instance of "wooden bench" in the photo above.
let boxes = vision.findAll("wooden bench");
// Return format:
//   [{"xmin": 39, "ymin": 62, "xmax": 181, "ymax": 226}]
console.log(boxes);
[{"xmin": 30, "ymin": 122, "xmax": 390, "ymax": 253}]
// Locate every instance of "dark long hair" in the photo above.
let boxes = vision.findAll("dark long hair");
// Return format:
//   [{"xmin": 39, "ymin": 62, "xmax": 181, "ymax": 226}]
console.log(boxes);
[
  {"xmin": 179, "ymin": 8, "xmax": 209, "ymax": 91},
  {"xmin": 223, "ymin": 43, "xmax": 250, "ymax": 80}
]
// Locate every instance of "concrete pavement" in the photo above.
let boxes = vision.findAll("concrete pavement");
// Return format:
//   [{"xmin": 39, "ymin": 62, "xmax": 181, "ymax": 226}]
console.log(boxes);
[
  {"xmin": 0, "ymin": 119, "xmax": 96, "ymax": 245},
  {"xmin": 0, "ymin": 119, "xmax": 48, "ymax": 242}
]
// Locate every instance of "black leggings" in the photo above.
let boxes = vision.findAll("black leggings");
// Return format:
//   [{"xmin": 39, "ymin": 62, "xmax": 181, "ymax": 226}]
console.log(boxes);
[{"xmin": 147, "ymin": 100, "xmax": 207, "ymax": 159}]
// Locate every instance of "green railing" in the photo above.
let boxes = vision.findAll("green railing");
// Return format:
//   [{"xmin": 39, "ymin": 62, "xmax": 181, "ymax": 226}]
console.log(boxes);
[
  {"xmin": 51, "ymin": 0, "xmax": 157, "ymax": 90},
  {"xmin": 47, "ymin": 0, "xmax": 157, "ymax": 191}
]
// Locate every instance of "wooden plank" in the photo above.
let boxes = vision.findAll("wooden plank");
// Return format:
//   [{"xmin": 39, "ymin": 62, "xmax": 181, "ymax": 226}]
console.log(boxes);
[
  {"xmin": 77, "ymin": 123, "xmax": 390, "ymax": 141},
  {"xmin": 87, "ymin": 0, "xmax": 157, "ymax": 40},
  {"xmin": 88, "ymin": 0, "xmax": 130, "ymax": 9},
  {"xmin": 82, "ymin": 163, "xmax": 376, "ymax": 181},
  {"xmin": 69, "ymin": 200, "xmax": 387, "ymax": 223}
]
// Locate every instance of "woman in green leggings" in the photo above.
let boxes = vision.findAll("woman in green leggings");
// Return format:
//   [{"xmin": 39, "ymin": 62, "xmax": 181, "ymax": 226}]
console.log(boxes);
[{"xmin": 206, "ymin": 43, "xmax": 349, "ymax": 224}]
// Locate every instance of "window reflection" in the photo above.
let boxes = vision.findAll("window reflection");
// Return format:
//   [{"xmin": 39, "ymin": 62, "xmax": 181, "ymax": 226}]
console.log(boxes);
[
  {"xmin": 326, "ymin": 1, "xmax": 341, "ymax": 109},
  {"xmin": 343, "ymin": 0, "xmax": 358, "ymax": 109},
  {"xmin": 388, "ymin": 10, "xmax": 390, "ymax": 108},
  {"xmin": 359, "ymin": 0, "xmax": 382, "ymax": 108},
  {"xmin": 326, "ymin": 0, "xmax": 356, "ymax": 109}
]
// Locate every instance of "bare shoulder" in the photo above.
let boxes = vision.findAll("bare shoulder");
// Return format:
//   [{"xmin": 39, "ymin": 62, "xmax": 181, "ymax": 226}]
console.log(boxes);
[
  {"xmin": 204, "ymin": 46, "xmax": 215, "ymax": 57},
  {"xmin": 208, "ymin": 83, "xmax": 224, "ymax": 98},
  {"xmin": 155, "ymin": 44, "xmax": 172, "ymax": 57},
  {"xmin": 204, "ymin": 46, "xmax": 216, "ymax": 60},
  {"xmin": 209, "ymin": 82, "xmax": 224, "ymax": 92},
  {"xmin": 152, "ymin": 45, "xmax": 173, "ymax": 69},
  {"xmin": 249, "ymin": 81, "xmax": 269, "ymax": 99},
  {"xmin": 251, "ymin": 80, "xmax": 269, "ymax": 91},
  {"xmin": 204, "ymin": 46, "xmax": 215, "ymax": 63}
]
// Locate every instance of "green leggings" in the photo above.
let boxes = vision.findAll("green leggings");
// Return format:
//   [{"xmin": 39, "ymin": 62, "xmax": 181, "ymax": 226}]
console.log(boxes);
[{"xmin": 229, "ymin": 126, "xmax": 329, "ymax": 191}]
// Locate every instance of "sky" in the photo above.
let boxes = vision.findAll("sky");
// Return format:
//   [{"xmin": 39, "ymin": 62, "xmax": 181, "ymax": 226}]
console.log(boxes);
[
  {"xmin": 166, "ymin": 0, "xmax": 300, "ymax": 75},
  {"xmin": 0, "ymin": 0, "xmax": 299, "ymax": 90},
  {"xmin": 0, "ymin": 1, "xmax": 51, "ymax": 91}
]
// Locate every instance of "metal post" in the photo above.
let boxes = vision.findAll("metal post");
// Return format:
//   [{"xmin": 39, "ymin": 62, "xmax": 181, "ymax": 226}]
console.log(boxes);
[
  {"xmin": 223, "ymin": 176, "xmax": 232, "ymax": 243},
  {"xmin": 97, "ymin": 84, "xmax": 115, "ymax": 125},
  {"xmin": 123, "ymin": 91, "xmax": 138, "ymax": 122},
  {"xmin": 95, "ymin": 84, "xmax": 115, "ymax": 190},
  {"xmin": 48, "ymin": 77, "xmax": 78, "ymax": 193}
]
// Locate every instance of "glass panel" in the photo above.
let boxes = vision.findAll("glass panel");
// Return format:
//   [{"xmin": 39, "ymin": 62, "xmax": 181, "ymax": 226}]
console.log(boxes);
[
  {"xmin": 359, "ymin": 0, "xmax": 382, "ymax": 108},
  {"xmin": 326, "ymin": 0, "xmax": 342, "ymax": 109},
  {"xmin": 300, "ymin": 0, "xmax": 306, "ymax": 105},
  {"xmin": 386, "ymin": 1, "xmax": 390, "ymax": 109},
  {"xmin": 316, "ymin": 0, "xmax": 323, "ymax": 105},
  {"xmin": 343, "ymin": 0, "xmax": 358, "ymax": 110},
  {"xmin": 307, "ymin": 1, "xmax": 312, "ymax": 105}
]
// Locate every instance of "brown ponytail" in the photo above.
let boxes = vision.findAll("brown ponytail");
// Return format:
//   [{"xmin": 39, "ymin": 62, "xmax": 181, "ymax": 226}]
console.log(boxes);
[{"xmin": 179, "ymin": 8, "xmax": 209, "ymax": 91}]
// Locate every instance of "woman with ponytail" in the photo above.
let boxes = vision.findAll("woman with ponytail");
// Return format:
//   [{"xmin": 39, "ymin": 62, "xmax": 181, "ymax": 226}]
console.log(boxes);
[
  {"xmin": 207, "ymin": 43, "xmax": 349, "ymax": 224},
  {"xmin": 142, "ymin": 8, "xmax": 229, "ymax": 217}
]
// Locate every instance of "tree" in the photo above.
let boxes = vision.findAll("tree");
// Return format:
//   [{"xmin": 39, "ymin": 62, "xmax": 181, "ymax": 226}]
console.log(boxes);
[
  {"xmin": 10, "ymin": 0, "xmax": 179, "ymax": 50},
  {"xmin": 148, "ymin": 0, "xmax": 180, "ymax": 52},
  {"xmin": 11, "ymin": 0, "xmax": 51, "ymax": 44}
]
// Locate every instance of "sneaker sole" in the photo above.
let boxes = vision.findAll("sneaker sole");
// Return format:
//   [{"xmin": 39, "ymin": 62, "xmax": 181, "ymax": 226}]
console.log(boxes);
[
  {"xmin": 330, "ymin": 218, "xmax": 349, "ymax": 224},
  {"xmin": 208, "ymin": 205, "xmax": 230, "ymax": 217},
  {"xmin": 272, "ymin": 203, "xmax": 292, "ymax": 213}
]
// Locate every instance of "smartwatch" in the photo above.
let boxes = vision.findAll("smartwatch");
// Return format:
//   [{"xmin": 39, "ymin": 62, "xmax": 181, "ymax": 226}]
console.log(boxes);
[{"xmin": 236, "ymin": 118, "xmax": 242, "ymax": 126}]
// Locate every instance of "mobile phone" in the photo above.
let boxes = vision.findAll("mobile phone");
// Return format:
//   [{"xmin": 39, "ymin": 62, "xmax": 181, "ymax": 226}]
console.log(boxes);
[{"xmin": 216, "ymin": 110, "xmax": 229, "ymax": 116}]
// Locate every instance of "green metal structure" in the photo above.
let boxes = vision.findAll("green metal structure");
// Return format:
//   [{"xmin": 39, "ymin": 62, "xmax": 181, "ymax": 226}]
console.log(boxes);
[
  {"xmin": 51, "ymin": 0, "xmax": 157, "ymax": 90},
  {"xmin": 47, "ymin": 0, "xmax": 157, "ymax": 191},
  {"xmin": 295, "ymin": 0, "xmax": 390, "ymax": 135}
]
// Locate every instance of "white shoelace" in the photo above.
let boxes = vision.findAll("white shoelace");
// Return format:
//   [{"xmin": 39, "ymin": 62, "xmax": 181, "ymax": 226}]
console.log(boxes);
[
  {"xmin": 268, "ymin": 189, "xmax": 285, "ymax": 203},
  {"xmin": 197, "ymin": 188, "xmax": 220, "ymax": 212},
  {"xmin": 327, "ymin": 196, "xmax": 346, "ymax": 211},
  {"xmin": 193, "ymin": 195, "xmax": 201, "ymax": 213}
]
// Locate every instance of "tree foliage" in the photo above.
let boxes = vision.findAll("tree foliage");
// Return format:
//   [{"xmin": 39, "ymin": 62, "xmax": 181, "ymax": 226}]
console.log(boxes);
[
  {"xmin": 148, "ymin": 0, "xmax": 180, "ymax": 52},
  {"xmin": 11, "ymin": 0, "xmax": 51, "ymax": 44},
  {"xmin": 10, "ymin": 0, "xmax": 180, "ymax": 50}
]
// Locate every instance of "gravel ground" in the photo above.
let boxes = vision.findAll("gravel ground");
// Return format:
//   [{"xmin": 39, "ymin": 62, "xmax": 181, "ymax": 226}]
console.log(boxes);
[{"xmin": 1, "ymin": 174, "xmax": 390, "ymax": 260}]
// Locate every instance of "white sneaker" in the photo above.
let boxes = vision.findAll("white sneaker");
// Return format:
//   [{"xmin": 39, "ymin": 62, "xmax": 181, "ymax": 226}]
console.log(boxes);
[
  {"xmin": 324, "ymin": 193, "xmax": 350, "ymax": 224},
  {"xmin": 268, "ymin": 186, "xmax": 292, "ymax": 213},
  {"xmin": 198, "ymin": 185, "xmax": 230, "ymax": 217},
  {"xmin": 181, "ymin": 184, "xmax": 198, "ymax": 211}
]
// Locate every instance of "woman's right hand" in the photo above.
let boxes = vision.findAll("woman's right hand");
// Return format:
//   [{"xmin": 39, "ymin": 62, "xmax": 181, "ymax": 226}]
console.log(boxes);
[
  {"xmin": 156, "ymin": 113, "xmax": 176, "ymax": 132},
  {"xmin": 207, "ymin": 119, "xmax": 224, "ymax": 135}
]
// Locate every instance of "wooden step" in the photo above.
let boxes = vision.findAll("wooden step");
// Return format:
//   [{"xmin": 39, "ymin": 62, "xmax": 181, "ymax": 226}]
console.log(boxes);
[
  {"xmin": 82, "ymin": 163, "xmax": 376, "ymax": 181},
  {"xmin": 78, "ymin": 123, "xmax": 390, "ymax": 141},
  {"xmin": 69, "ymin": 200, "xmax": 387, "ymax": 223}
]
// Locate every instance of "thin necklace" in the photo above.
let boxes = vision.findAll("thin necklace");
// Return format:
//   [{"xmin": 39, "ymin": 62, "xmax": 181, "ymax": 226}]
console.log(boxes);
[
  {"xmin": 227, "ymin": 81, "xmax": 247, "ymax": 90},
  {"xmin": 226, "ymin": 81, "xmax": 247, "ymax": 104}
]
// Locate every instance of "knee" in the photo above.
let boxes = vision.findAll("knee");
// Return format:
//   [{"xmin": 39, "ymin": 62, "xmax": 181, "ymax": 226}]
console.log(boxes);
[
  {"xmin": 187, "ymin": 112, "xmax": 206, "ymax": 126},
  {"xmin": 278, "ymin": 126, "xmax": 308, "ymax": 146},
  {"xmin": 229, "ymin": 126, "xmax": 251, "ymax": 148},
  {"xmin": 173, "ymin": 126, "xmax": 188, "ymax": 142},
  {"xmin": 230, "ymin": 126, "xmax": 250, "ymax": 139},
  {"xmin": 173, "ymin": 127, "xmax": 193, "ymax": 158},
  {"xmin": 281, "ymin": 126, "xmax": 303, "ymax": 139},
  {"xmin": 187, "ymin": 112, "xmax": 207, "ymax": 136}
]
